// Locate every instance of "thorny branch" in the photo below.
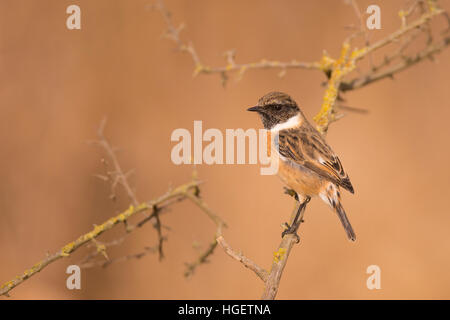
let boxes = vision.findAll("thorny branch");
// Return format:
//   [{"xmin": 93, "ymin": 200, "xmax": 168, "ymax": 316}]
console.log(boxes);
[
  {"xmin": 95, "ymin": 118, "xmax": 139, "ymax": 207},
  {"xmin": 152, "ymin": 0, "xmax": 321, "ymax": 86},
  {"xmin": 90, "ymin": 118, "xmax": 167, "ymax": 261}
]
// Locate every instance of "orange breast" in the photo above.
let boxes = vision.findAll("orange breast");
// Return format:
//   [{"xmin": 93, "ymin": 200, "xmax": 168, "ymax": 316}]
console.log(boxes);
[{"xmin": 277, "ymin": 158, "xmax": 325, "ymax": 197}]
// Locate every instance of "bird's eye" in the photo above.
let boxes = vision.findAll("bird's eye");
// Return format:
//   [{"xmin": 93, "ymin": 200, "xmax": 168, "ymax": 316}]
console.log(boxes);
[{"xmin": 273, "ymin": 105, "xmax": 282, "ymax": 111}]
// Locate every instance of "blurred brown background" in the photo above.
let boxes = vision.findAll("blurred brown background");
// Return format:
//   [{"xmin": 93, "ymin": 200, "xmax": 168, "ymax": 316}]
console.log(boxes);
[{"xmin": 1, "ymin": 0, "xmax": 449, "ymax": 299}]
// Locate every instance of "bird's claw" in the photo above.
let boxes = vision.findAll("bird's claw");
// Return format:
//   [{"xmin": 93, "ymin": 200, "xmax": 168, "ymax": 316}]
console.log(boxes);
[{"xmin": 281, "ymin": 222, "xmax": 300, "ymax": 244}]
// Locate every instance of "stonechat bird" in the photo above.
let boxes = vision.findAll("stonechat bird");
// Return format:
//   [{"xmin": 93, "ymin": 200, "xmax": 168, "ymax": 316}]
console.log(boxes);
[{"xmin": 248, "ymin": 92, "xmax": 356, "ymax": 241}]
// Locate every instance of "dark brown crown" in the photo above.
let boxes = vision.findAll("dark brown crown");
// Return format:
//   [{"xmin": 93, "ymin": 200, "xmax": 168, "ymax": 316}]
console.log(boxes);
[{"xmin": 248, "ymin": 92, "xmax": 301, "ymax": 129}]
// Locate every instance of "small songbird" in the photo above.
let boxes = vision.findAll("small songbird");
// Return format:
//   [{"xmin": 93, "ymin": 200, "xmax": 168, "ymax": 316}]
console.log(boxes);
[{"xmin": 248, "ymin": 92, "xmax": 356, "ymax": 241}]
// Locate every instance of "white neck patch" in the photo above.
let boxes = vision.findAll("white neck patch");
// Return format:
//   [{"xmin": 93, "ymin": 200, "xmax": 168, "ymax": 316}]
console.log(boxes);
[{"xmin": 271, "ymin": 114, "xmax": 301, "ymax": 132}]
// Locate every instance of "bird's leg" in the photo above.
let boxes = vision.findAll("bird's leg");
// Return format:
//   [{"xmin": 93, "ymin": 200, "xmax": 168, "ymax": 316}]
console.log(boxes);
[
  {"xmin": 283, "ymin": 187, "xmax": 299, "ymax": 201},
  {"xmin": 282, "ymin": 196, "xmax": 311, "ymax": 243}
]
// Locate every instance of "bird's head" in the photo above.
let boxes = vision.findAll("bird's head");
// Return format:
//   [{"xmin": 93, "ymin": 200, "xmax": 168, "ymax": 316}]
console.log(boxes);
[{"xmin": 247, "ymin": 92, "xmax": 301, "ymax": 130}]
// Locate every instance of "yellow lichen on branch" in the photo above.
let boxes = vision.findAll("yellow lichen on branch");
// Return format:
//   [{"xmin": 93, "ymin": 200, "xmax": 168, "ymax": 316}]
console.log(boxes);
[
  {"xmin": 273, "ymin": 248, "xmax": 287, "ymax": 263},
  {"xmin": 313, "ymin": 3, "xmax": 447, "ymax": 134},
  {"xmin": 314, "ymin": 42, "xmax": 358, "ymax": 134},
  {"xmin": 0, "ymin": 181, "xmax": 201, "ymax": 297}
]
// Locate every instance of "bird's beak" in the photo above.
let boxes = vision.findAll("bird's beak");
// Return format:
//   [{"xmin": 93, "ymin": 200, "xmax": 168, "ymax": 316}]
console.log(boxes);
[{"xmin": 247, "ymin": 106, "xmax": 261, "ymax": 112}]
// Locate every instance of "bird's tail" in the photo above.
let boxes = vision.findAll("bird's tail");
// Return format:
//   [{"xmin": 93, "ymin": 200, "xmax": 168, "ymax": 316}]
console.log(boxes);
[
  {"xmin": 320, "ymin": 184, "xmax": 356, "ymax": 241},
  {"xmin": 335, "ymin": 202, "xmax": 356, "ymax": 241}
]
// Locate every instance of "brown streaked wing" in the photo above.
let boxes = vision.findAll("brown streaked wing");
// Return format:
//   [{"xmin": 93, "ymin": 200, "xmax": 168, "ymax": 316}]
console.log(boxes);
[{"xmin": 277, "ymin": 126, "xmax": 354, "ymax": 193}]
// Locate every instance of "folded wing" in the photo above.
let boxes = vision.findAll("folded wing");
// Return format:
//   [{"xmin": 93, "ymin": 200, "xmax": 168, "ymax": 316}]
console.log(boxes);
[{"xmin": 277, "ymin": 125, "xmax": 354, "ymax": 194}]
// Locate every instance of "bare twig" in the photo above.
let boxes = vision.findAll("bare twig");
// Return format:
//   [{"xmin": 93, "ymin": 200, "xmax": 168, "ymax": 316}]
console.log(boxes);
[
  {"xmin": 95, "ymin": 118, "xmax": 139, "ymax": 207},
  {"xmin": 348, "ymin": 0, "xmax": 374, "ymax": 68},
  {"xmin": 153, "ymin": 0, "xmax": 321, "ymax": 85},
  {"xmin": 216, "ymin": 236, "xmax": 268, "ymax": 282},
  {"xmin": 92, "ymin": 118, "xmax": 167, "ymax": 260},
  {"xmin": 183, "ymin": 191, "xmax": 227, "ymax": 277},
  {"xmin": 80, "ymin": 245, "xmax": 159, "ymax": 269},
  {"xmin": 341, "ymin": 34, "xmax": 450, "ymax": 91},
  {"xmin": 215, "ymin": 199, "xmax": 308, "ymax": 300}
]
